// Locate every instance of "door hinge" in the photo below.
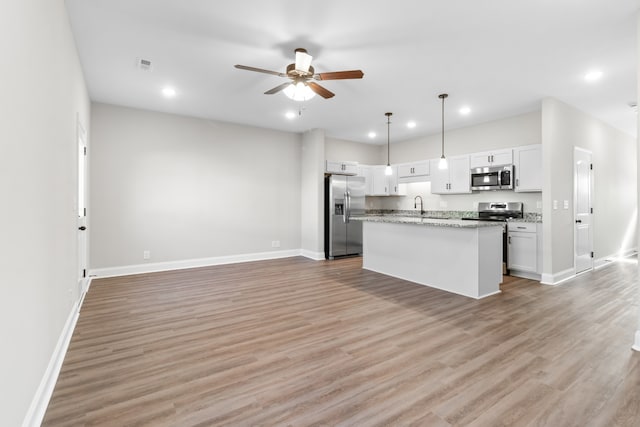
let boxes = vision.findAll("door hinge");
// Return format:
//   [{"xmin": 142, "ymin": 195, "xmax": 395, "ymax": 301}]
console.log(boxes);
[
  {"xmin": 590, "ymin": 207, "xmax": 593, "ymax": 214},
  {"xmin": 591, "ymin": 251, "xmax": 594, "ymax": 258},
  {"xmin": 590, "ymin": 163, "xmax": 593, "ymax": 170},
  {"xmin": 83, "ymin": 146, "xmax": 87, "ymax": 156},
  {"xmin": 83, "ymin": 207, "xmax": 87, "ymax": 216},
  {"xmin": 83, "ymin": 269, "xmax": 86, "ymax": 278}
]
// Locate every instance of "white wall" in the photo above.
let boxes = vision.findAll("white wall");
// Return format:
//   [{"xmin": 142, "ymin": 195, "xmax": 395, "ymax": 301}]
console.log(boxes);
[
  {"xmin": 542, "ymin": 97, "xmax": 637, "ymax": 278},
  {"xmin": 325, "ymin": 137, "xmax": 380, "ymax": 165},
  {"xmin": 90, "ymin": 103, "xmax": 302, "ymax": 271},
  {"xmin": 0, "ymin": 0, "xmax": 90, "ymax": 425},
  {"xmin": 301, "ymin": 129, "xmax": 326, "ymax": 259}
]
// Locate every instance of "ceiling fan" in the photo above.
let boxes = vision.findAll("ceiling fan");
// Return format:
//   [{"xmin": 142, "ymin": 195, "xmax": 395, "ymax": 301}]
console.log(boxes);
[{"xmin": 234, "ymin": 48, "xmax": 364, "ymax": 101}]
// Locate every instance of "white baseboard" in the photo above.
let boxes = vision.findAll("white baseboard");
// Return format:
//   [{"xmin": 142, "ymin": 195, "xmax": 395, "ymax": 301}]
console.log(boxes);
[
  {"xmin": 540, "ymin": 249, "xmax": 637, "ymax": 286},
  {"xmin": 22, "ymin": 277, "xmax": 93, "ymax": 427},
  {"xmin": 595, "ymin": 249, "xmax": 637, "ymax": 270},
  {"xmin": 509, "ymin": 270, "xmax": 541, "ymax": 281},
  {"xmin": 300, "ymin": 249, "xmax": 325, "ymax": 261},
  {"xmin": 89, "ymin": 249, "xmax": 303, "ymax": 278},
  {"xmin": 540, "ymin": 267, "xmax": 575, "ymax": 285},
  {"xmin": 633, "ymin": 330, "xmax": 640, "ymax": 352}
]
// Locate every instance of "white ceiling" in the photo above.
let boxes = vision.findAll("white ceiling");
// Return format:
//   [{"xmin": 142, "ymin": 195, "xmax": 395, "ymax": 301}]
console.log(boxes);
[{"xmin": 65, "ymin": 0, "xmax": 639, "ymax": 144}]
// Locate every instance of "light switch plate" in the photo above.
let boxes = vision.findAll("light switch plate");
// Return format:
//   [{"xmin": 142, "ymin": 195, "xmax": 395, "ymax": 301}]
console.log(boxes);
[
  {"xmin": 536, "ymin": 201, "xmax": 542, "ymax": 209},
  {"xmin": 553, "ymin": 200, "xmax": 558, "ymax": 210},
  {"xmin": 563, "ymin": 200, "xmax": 569, "ymax": 209}
]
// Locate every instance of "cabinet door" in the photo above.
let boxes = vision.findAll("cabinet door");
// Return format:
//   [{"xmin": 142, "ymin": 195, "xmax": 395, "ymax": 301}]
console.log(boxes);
[
  {"xmin": 429, "ymin": 159, "xmax": 449, "ymax": 194},
  {"xmin": 448, "ymin": 155, "xmax": 471, "ymax": 194},
  {"xmin": 325, "ymin": 160, "xmax": 357, "ymax": 175},
  {"xmin": 398, "ymin": 161, "xmax": 430, "ymax": 183},
  {"xmin": 508, "ymin": 231, "xmax": 537, "ymax": 272},
  {"xmin": 370, "ymin": 166, "xmax": 389, "ymax": 195},
  {"xmin": 470, "ymin": 151, "xmax": 493, "ymax": 168},
  {"xmin": 491, "ymin": 149, "xmax": 513, "ymax": 166},
  {"xmin": 397, "ymin": 163, "xmax": 414, "ymax": 178},
  {"xmin": 470, "ymin": 149, "xmax": 513, "ymax": 168},
  {"xmin": 358, "ymin": 165, "xmax": 373, "ymax": 195},
  {"xmin": 514, "ymin": 144, "xmax": 542, "ymax": 192},
  {"xmin": 387, "ymin": 166, "xmax": 405, "ymax": 195}
]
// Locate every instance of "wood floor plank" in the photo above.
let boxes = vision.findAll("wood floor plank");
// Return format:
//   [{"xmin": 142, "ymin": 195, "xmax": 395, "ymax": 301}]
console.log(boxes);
[{"xmin": 42, "ymin": 256, "xmax": 640, "ymax": 426}]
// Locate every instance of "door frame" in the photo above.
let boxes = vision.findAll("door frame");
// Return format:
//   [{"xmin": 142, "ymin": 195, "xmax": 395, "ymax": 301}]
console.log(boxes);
[
  {"xmin": 573, "ymin": 146, "xmax": 594, "ymax": 274},
  {"xmin": 77, "ymin": 115, "xmax": 89, "ymax": 298}
]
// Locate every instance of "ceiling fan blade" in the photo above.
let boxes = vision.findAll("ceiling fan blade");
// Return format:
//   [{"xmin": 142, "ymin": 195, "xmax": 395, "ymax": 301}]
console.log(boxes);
[
  {"xmin": 235, "ymin": 64, "xmax": 286, "ymax": 77},
  {"xmin": 264, "ymin": 82, "xmax": 292, "ymax": 95},
  {"xmin": 308, "ymin": 82, "xmax": 335, "ymax": 99},
  {"xmin": 315, "ymin": 70, "xmax": 364, "ymax": 80},
  {"xmin": 295, "ymin": 50, "xmax": 313, "ymax": 73}
]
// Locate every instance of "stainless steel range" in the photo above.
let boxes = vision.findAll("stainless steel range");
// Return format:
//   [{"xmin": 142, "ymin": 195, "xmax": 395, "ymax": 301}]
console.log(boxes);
[{"xmin": 463, "ymin": 202, "xmax": 524, "ymax": 274}]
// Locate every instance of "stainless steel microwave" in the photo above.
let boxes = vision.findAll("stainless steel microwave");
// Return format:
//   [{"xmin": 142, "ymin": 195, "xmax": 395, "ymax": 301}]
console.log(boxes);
[{"xmin": 470, "ymin": 165, "xmax": 513, "ymax": 190}]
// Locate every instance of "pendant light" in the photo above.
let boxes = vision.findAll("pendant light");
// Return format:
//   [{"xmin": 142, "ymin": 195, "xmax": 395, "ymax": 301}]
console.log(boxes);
[
  {"xmin": 385, "ymin": 112, "xmax": 393, "ymax": 175},
  {"xmin": 438, "ymin": 93, "xmax": 449, "ymax": 170}
]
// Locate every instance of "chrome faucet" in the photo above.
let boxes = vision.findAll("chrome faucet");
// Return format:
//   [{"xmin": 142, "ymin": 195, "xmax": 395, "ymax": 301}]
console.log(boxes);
[{"xmin": 414, "ymin": 195, "xmax": 425, "ymax": 216}]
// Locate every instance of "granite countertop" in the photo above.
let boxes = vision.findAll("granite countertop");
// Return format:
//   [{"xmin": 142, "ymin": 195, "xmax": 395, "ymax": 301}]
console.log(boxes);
[{"xmin": 351, "ymin": 215, "xmax": 504, "ymax": 229}]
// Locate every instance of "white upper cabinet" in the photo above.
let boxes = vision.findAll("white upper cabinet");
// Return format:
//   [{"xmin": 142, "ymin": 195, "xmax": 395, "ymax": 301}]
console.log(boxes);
[
  {"xmin": 326, "ymin": 160, "xmax": 358, "ymax": 175},
  {"xmin": 368, "ymin": 165, "xmax": 405, "ymax": 196},
  {"xmin": 430, "ymin": 155, "xmax": 471, "ymax": 194},
  {"xmin": 358, "ymin": 165, "xmax": 373, "ymax": 195},
  {"xmin": 513, "ymin": 144, "xmax": 542, "ymax": 192},
  {"xmin": 397, "ymin": 160, "xmax": 430, "ymax": 183},
  {"xmin": 469, "ymin": 148, "xmax": 513, "ymax": 168}
]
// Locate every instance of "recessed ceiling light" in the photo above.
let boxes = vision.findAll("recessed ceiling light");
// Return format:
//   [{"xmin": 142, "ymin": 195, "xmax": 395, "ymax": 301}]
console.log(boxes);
[
  {"xmin": 459, "ymin": 106, "xmax": 471, "ymax": 115},
  {"xmin": 368, "ymin": 132, "xmax": 376, "ymax": 139},
  {"xmin": 407, "ymin": 121, "xmax": 416, "ymax": 128},
  {"xmin": 285, "ymin": 111, "xmax": 296, "ymax": 119},
  {"xmin": 162, "ymin": 87, "xmax": 176, "ymax": 98},
  {"xmin": 584, "ymin": 70, "xmax": 603, "ymax": 82}
]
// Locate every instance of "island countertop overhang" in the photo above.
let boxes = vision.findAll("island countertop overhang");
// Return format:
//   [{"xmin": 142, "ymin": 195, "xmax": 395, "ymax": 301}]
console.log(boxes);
[{"xmin": 351, "ymin": 215, "xmax": 504, "ymax": 229}]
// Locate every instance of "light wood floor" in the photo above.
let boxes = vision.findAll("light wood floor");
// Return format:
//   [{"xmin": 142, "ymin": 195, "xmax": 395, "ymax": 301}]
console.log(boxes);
[{"xmin": 43, "ymin": 256, "xmax": 640, "ymax": 426}]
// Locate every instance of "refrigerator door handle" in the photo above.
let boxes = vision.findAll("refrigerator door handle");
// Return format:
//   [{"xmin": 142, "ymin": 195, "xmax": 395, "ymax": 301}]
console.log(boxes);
[
  {"xmin": 345, "ymin": 191, "xmax": 350, "ymax": 223},
  {"xmin": 343, "ymin": 192, "xmax": 348, "ymax": 223}
]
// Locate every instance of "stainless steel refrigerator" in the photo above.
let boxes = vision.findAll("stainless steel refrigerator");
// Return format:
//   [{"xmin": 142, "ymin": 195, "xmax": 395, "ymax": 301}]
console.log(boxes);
[{"xmin": 325, "ymin": 175, "xmax": 365, "ymax": 259}]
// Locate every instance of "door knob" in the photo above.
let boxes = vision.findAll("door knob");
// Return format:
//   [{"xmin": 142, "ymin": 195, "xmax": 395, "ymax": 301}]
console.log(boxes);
[
  {"xmin": 79, "ymin": 226, "xmax": 87, "ymax": 231},
  {"xmin": 575, "ymin": 220, "xmax": 582, "ymax": 224}
]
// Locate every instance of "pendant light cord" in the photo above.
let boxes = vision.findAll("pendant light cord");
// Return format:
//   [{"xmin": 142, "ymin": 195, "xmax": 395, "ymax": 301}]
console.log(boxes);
[
  {"xmin": 386, "ymin": 112, "xmax": 392, "ymax": 166},
  {"xmin": 439, "ymin": 94, "xmax": 448, "ymax": 158}
]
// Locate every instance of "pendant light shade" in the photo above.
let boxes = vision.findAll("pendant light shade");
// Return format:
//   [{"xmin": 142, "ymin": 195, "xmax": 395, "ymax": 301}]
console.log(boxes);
[
  {"xmin": 385, "ymin": 112, "xmax": 393, "ymax": 175},
  {"xmin": 438, "ymin": 93, "xmax": 449, "ymax": 170}
]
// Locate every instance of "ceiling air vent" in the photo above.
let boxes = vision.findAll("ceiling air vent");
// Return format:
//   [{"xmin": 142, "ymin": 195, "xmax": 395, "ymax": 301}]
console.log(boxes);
[{"xmin": 136, "ymin": 58, "xmax": 153, "ymax": 72}]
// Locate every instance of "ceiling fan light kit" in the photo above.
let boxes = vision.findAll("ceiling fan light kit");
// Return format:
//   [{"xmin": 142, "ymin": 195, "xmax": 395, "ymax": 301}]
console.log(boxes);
[
  {"xmin": 235, "ymin": 48, "xmax": 364, "ymax": 101},
  {"xmin": 283, "ymin": 81, "xmax": 316, "ymax": 101}
]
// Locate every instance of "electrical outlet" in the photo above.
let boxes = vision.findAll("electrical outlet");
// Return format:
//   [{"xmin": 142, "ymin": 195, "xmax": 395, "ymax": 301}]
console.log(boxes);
[
  {"xmin": 563, "ymin": 200, "xmax": 569, "ymax": 209},
  {"xmin": 536, "ymin": 201, "xmax": 542, "ymax": 209},
  {"xmin": 271, "ymin": 241, "xmax": 280, "ymax": 248},
  {"xmin": 553, "ymin": 200, "xmax": 558, "ymax": 210},
  {"xmin": 143, "ymin": 250, "xmax": 150, "ymax": 260},
  {"xmin": 439, "ymin": 200, "xmax": 448, "ymax": 208}
]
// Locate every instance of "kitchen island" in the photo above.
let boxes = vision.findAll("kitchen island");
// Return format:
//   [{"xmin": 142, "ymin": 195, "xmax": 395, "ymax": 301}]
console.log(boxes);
[{"xmin": 351, "ymin": 216, "xmax": 503, "ymax": 299}]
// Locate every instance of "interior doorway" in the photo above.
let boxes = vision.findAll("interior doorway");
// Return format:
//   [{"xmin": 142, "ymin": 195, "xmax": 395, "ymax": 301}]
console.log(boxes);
[{"xmin": 574, "ymin": 147, "xmax": 593, "ymax": 274}]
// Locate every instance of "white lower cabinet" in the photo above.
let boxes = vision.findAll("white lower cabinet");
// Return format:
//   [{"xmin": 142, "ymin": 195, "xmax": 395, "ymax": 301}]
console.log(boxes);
[{"xmin": 508, "ymin": 222, "xmax": 542, "ymax": 279}]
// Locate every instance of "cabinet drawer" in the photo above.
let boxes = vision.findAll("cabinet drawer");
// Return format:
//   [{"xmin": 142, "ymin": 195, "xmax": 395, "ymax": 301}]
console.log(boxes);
[{"xmin": 508, "ymin": 222, "xmax": 536, "ymax": 233}]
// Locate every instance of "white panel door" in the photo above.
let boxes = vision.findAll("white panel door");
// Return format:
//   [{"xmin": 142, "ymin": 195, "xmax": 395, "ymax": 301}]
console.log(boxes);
[
  {"xmin": 574, "ymin": 147, "xmax": 593, "ymax": 274},
  {"xmin": 77, "ymin": 118, "xmax": 88, "ymax": 296}
]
